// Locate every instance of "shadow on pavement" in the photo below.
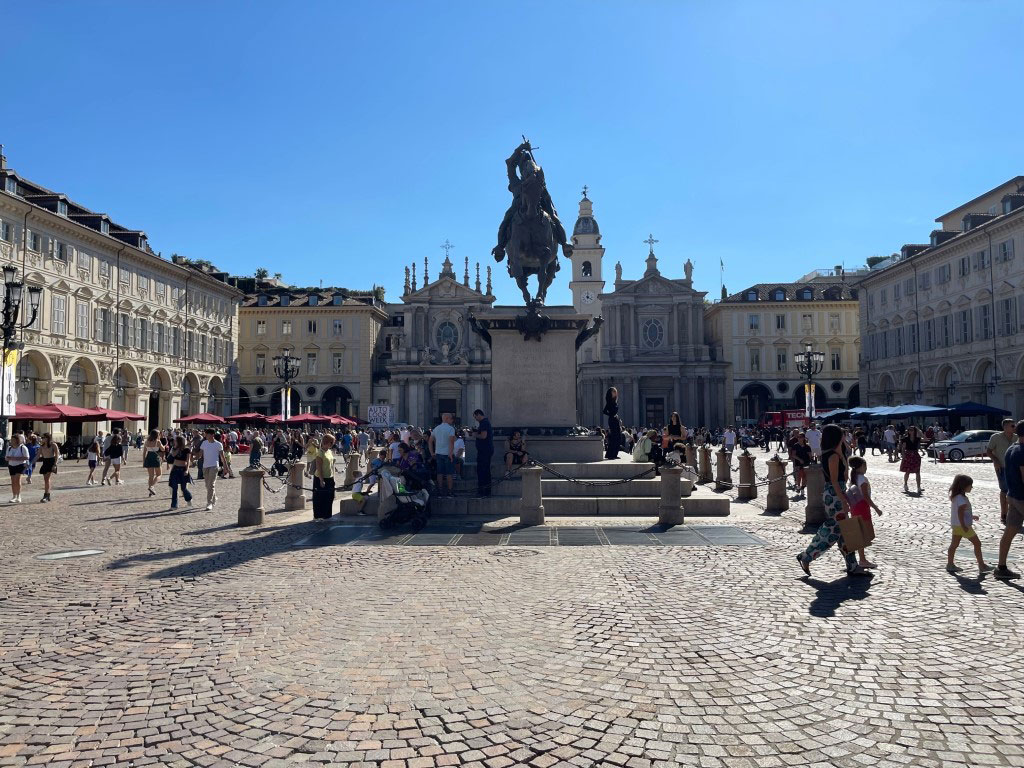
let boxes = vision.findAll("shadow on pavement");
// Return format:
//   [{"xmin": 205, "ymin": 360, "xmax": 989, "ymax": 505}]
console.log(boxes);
[
  {"xmin": 950, "ymin": 572, "xmax": 988, "ymax": 595},
  {"xmin": 803, "ymin": 574, "xmax": 873, "ymax": 618}
]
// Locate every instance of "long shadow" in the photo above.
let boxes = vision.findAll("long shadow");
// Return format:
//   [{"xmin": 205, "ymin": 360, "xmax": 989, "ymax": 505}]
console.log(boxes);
[
  {"xmin": 88, "ymin": 506, "xmax": 200, "ymax": 522},
  {"xmin": 951, "ymin": 572, "xmax": 988, "ymax": 595},
  {"xmin": 106, "ymin": 519, "xmax": 324, "ymax": 580},
  {"xmin": 803, "ymin": 574, "xmax": 873, "ymax": 617}
]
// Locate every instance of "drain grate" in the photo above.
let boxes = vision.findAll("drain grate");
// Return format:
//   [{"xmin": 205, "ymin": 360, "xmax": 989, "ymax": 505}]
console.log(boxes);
[{"xmin": 35, "ymin": 549, "xmax": 105, "ymax": 561}]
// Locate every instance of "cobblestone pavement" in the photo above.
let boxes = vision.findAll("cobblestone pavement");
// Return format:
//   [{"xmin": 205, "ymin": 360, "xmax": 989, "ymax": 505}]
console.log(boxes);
[{"xmin": 1, "ymin": 456, "xmax": 1024, "ymax": 767}]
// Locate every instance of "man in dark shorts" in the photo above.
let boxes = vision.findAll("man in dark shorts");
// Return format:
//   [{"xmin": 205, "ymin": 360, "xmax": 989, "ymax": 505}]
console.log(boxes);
[
  {"xmin": 472, "ymin": 409, "xmax": 493, "ymax": 497},
  {"xmin": 987, "ymin": 418, "xmax": 1016, "ymax": 526},
  {"xmin": 995, "ymin": 419, "xmax": 1024, "ymax": 580}
]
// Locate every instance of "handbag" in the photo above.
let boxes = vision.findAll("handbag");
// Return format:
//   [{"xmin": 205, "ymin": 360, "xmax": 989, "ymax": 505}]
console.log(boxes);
[{"xmin": 838, "ymin": 515, "xmax": 867, "ymax": 551}]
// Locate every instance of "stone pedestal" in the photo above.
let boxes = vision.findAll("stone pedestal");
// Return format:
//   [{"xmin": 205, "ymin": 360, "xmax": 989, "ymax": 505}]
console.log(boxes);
[
  {"xmin": 804, "ymin": 462, "xmax": 825, "ymax": 527},
  {"xmin": 715, "ymin": 449, "xmax": 731, "ymax": 492},
  {"xmin": 285, "ymin": 460, "xmax": 308, "ymax": 511},
  {"xmin": 519, "ymin": 465, "xmax": 545, "ymax": 526},
  {"xmin": 698, "ymin": 446, "xmax": 713, "ymax": 483},
  {"xmin": 684, "ymin": 444, "xmax": 697, "ymax": 473},
  {"xmin": 737, "ymin": 452, "xmax": 756, "ymax": 500},
  {"xmin": 238, "ymin": 467, "xmax": 265, "ymax": 527},
  {"xmin": 658, "ymin": 466, "xmax": 685, "ymax": 525},
  {"xmin": 344, "ymin": 454, "xmax": 362, "ymax": 488},
  {"xmin": 765, "ymin": 456, "xmax": 789, "ymax": 513}
]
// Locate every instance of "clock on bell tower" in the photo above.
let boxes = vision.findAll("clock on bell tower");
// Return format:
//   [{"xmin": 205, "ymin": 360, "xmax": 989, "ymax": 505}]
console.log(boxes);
[{"xmin": 568, "ymin": 186, "xmax": 605, "ymax": 362}]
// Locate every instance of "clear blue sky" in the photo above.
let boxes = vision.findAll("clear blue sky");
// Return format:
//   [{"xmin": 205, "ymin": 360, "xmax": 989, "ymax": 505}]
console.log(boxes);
[{"xmin": 3, "ymin": 1, "xmax": 1023, "ymax": 306}]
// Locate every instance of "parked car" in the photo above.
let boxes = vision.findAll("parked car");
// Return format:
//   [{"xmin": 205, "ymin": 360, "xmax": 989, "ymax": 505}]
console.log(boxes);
[{"xmin": 927, "ymin": 429, "xmax": 998, "ymax": 461}]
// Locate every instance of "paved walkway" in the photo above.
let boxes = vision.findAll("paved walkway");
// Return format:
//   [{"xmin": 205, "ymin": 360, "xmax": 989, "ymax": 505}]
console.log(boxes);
[{"xmin": 1, "ymin": 456, "xmax": 1023, "ymax": 766}]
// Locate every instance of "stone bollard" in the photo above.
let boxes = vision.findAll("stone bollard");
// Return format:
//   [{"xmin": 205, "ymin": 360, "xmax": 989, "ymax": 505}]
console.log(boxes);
[
  {"xmin": 237, "ymin": 466, "xmax": 266, "ymax": 526},
  {"xmin": 680, "ymin": 476, "xmax": 694, "ymax": 497},
  {"xmin": 344, "ymin": 453, "xmax": 362, "ymax": 488},
  {"xmin": 685, "ymin": 444, "xmax": 698, "ymax": 474},
  {"xmin": 765, "ymin": 455, "xmax": 789, "ymax": 513},
  {"xmin": 804, "ymin": 462, "xmax": 825, "ymax": 528},
  {"xmin": 737, "ymin": 451, "xmax": 757, "ymax": 500},
  {"xmin": 285, "ymin": 460, "xmax": 308, "ymax": 511},
  {"xmin": 715, "ymin": 448, "xmax": 732, "ymax": 492},
  {"xmin": 698, "ymin": 446, "xmax": 713, "ymax": 483},
  {"xmin": 658, "ymin": 465, "xmax": 685, "ymax": 525},
  {"xmin": 519, "ymin": 465, "xmax": 545, "ymax": 526}
]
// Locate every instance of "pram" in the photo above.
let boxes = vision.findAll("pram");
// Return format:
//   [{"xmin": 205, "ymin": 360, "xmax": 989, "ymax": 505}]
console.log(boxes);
[{"xmin": 376, "ymin": 464, "xmax": 431, "ymax": 530}]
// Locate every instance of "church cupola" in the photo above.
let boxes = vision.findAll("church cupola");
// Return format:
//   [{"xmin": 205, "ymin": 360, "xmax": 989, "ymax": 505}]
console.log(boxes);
[
  {"xmin": 568, "ymin": 186, "xmax": 606, "ymax": 363},
  {"xmin": 572, "ymin": 186, "xmax": 601, "ymax": 244}
]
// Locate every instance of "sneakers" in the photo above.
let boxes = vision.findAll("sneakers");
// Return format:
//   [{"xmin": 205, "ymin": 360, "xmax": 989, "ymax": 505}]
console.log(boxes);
[
  {"xmin": 40, "ymin": 494, "xmax": 50, "ymax": 503},
  {"xmin": 148, "ymin": 488, "xmax": 156, "ymax": 497},
  {"xmin": 205, "ymin": 504, "xmax": 213, "ymax": 511},
  {"xmin": 946, "ymin": 563, "xmax": 962, "ymax": 573},
  {"xmin": 993, "ymin": 566, "xmax": 1021, "ymax": 580},
  {"xmin": 116, "ymin": 479, "xmax": 124, "ymax": 485},
  {"xmin": 979, "ymin": 563, "xmax": 994, "ymax": 573}
]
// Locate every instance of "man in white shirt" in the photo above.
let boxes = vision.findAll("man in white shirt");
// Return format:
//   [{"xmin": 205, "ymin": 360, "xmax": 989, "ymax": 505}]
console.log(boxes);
[
  {"xmin": 883, "ymin": 425, "xmax": 897, "ymax": 462},
  {"xmin": 99, "ymin": 429, "xmax": 114, "ymax": 484},
  {"xmin": 197, "ymin": 428, "xmax": 224, "ymax": 510},
  {"xmin": 429, "ymin": 413, "xmax": 457, "ymax": 497},
  {"xmin": 723, "ymin": 426, "xmax": 737, "ymax": 453},
  {"xmin": 805, "ymin": 423, "xmax": 822, "ymax": 460},
  {"xmin": 453, "ymin": 430, "xmax": 466, "ymax": 479}
]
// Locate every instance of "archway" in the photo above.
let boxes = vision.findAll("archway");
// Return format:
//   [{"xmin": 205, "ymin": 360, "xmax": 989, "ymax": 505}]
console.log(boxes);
[
  {"xmin": 111, "ymin": 364, "xmax": 138, "ymax": 412},
  {"xmin": 793, "ymin": 386, "xmax": 828, "ymax": 411},
  {"xmin": 181, "ymin": 373, "xmax": 201, "ymax": 418},
  {"xmin": 846, "ymin": 383, "xmax": 861, "ymax": 408},
  {"xmin": 207, "ymin": 377, "xmax": 225, "ymax": 416},
  {"xmin": 321, "ymin": 386, "xmax": 352, "ymax": 417},
  {"xmin": 737, "ymin": 382, "xmax": 771, "ymax": 423},
  {"xmin": 15, "ymin": 350, "xmax": 50, "ymax": 406},
  {"xmin": 237, "ymin": 387, "xmax": 251, "ymax": 414},
  {"xmin": 876, "ymin": 373, "xmax": 895, "ymax": 406},
  {"xmin": 67, "ymin": 358, "xmax": 99, "ymax": 408},
  {"xmin": 148, "ymin": 369, "xmax": 171, "ymax": 431},
  {"xmin": 271, "ymin": 386, "xmax": 302, "ymax": 417}
]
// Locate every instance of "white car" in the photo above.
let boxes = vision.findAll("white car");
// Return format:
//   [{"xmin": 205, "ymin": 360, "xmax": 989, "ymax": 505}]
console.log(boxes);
[{"xmin": 927, "ymin": 429, "xmax": 998, "ymax": 461}]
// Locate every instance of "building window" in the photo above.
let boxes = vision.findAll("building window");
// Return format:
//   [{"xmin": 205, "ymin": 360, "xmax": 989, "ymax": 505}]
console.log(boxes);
[
  {"xmin": 799, "ymin": 288, "xmax": 813, "ymax": 300},
  {"xmin": 307, "ymin": 319, "xmax": 317, "ymax": 334},
  {"xmin": 280, "ymin": 295, "xmax": 290, "ymax": 307},
  {"xmin": 332, "ymin": 295, "xmax": 344, "ymax": 306},
  {"xmin": 76, "ymin": 299, "xmax": 89, "ymax": 339},
  {"xmin": 748, "ymin": 314, "xmax": 760, "ymax": 332},
  {"xmin": 773, "ymin": 289, "xmax": 786, "ymax": 301},
  {"xmin": 156, "ymin": 323, "xmax": 165, "ymax": 353},
  {"xmin": 436, "ymin": 321, "xmax": 460, "ymax": 350},
  {"xmin": 0, "ymin": 221, "xmax": 10, "ymax": 242},
  {"xmin": 57, "ymin": 200, "xmax": 67, "ymax": 216},
  {"xmin": 918, "ymin": 272, "xmax": 931, "ymax": 291},
  {"xmin": 641, "ymin": 318, "xmax": 664, "ymax": 348},
  {"xmin": 909, "ymin": 324, "xmax": 918, "ymax": 353},
  {"xmin": 306, "ymin": 352, "xmax": 317, "ymax": 375},
  {"xmin": 776, "ymin": 350, "xmax": 787, "ymax": 371},
  {"xmin": 308, "ymin": 295, "xmax": 318, "ymax": 306},
  {"xmin": 879, "ymin": 288, "xmax": 887, "ymax": 306},
  {"xmin": 958, "ymin": 257, "xmax": 969, "ymax": 277},
  {"xmin": 171, "ymin": 327, "xmax": 181, "ymax": 356},
  {"xmin": 957, "ymin": 309, "xmax": 972, "ymax": 343},
  {"xmin": 187, "ymin": 330, "xmax": 195, "ymax": 359},
  {"xmin": 199, "ymin": 334, "xmax": 207, "ymax": 361},
  {"xmin": 119, "ymin": 267, "xmax": 131, "ymax": 288},
  {"xmin": 582, "ymin": 261, "xmax": 592, "ymax": 277},
  {"xmin": 333, "ymin": 319, "xmax": 343, "ymax": 335},
  {"xmin": 51, "ymin": 295, "xmax": 66, "ymax": 336},
  {"xmin": 255, "ymin": 353, "xmax": 266, "ymax": 375},
  {"xmin": 999, "ymin": 297, "xmax": 1018, "ymax": 335},
  {"xmin": 999, "ymin": 239, "xmax": 1015, "ymax": 262},
  {"xmin": 749, "ymin": 348, "xmax": 761, "ymax": 372},
  {"xmin": 940, "ymin": 315, "xmax": 952, "ymax": 347},
  {"xmin": 775, "ymin": 314, "xmax": 786, "ymax": 330},
  {"xmin": 156, "ymin": 281, "xmax": 165, "ymax": 301},
  {"xmin": 256, "ymin": 319, "xmax": 266, "ymax": 335},
  {"xmin": 974, "ymin": 249, "xmax": 990, "ymax": 270},
  {"xmin": 903, "ymin": 277, "xmax": 915, "ymax": 295},
  {"xmin": 829, "ymin": 313, "xmax": 840, "ymax": 332},
  {"xmin": 893, "ymin": 283, "xmax": 901, "ymax": 300},
  {"xmin": 138, "ymin": 275, "xmax": 149, "ymax": 294},
  {"xmin": 830, "ymin": 349, "xmax": 841, "ymax": 371},
  {"xmin": 924, "ymin": 318, "xmax": 934, "ymax": 350},
  {"xmin": 745, "ymin": 290, "xmax": 758, "ymax": 301},
  {"xmin": 333, "ymin": 352, "xmax": 344, "ymax": 374},
  {"xmin": 801, "ymin": 313, "xmax": 813, "ymax": 331},
  {"xmin": 257, "ymin": 294, "xmax": 267, "ymax": 306},
  {"xmin": 979, "ymin": 304, "xmax": 992, "ymax": 339},
  {"xmin": 282, "ymin": 320, "xmax": 291, "ymax": 335},
  {"xmin": 29, "ymin": 232, "xmax": 40, "ymax": 251}
]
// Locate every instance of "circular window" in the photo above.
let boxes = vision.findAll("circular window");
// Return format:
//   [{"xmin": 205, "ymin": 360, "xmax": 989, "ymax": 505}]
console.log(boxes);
[
  {"xmin": 830, "ymin": 381, "xmax": 843, "ymax": 393},
  {"xmin": 306, "ymin": 386, "xmax": 317, "ymax": 397},
  {"xmin": 436, "ymin": 321, "xmax": 459, "ymax": 350},
  {"xmin": 255, "ymin": 387, "xmax": 266, "ymax": 396},
  {"xmin": 777, "ymin": 382, "xmax": 789, "ymax": 393},
  {"xmin": 641, "ymin": 318, "xmax": 664, "ymax": 348}
]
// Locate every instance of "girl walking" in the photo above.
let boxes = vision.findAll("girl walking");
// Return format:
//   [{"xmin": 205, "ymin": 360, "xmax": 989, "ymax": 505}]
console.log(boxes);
[
  {"xmin": 6, "ymin": 434, "xmax": 29, "ymax": 503},
  {"xmin": 104, "ymin": 434, "xmax": 125, "ymax": 485},
  {"xmin": 797, "ymin": 424, "xmax": 866, "ymax": 577},
  {"xmin": 947, "ymin": 474, "xmax": 993, "ymax": 574},
  {"xmin": 847, "ymin": 457, "xmax": 883, "ymax": 569},
  {"xmin": 35, "ymin": 433, "xmax": 60, "ymax": 503},
  {"xmin": 167, "ymin": 435, "xmax": 194, "ymax": 509},
  {"xmin": 143, "ymin": 430, "xmax": 165, "ymax": 496},
  {"xmin": 900, "ymin": 425, "xmax": 923, "ymax": 494},
  {"xmin": 86, "ymin": 435, "xmax": 101, "ymax": 485}
]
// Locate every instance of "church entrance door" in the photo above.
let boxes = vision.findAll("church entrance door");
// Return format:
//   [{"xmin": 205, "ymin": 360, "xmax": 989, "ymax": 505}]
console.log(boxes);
[{"xmin": 644, "ymin": 397, "xmax": 665, "ymax": 429}]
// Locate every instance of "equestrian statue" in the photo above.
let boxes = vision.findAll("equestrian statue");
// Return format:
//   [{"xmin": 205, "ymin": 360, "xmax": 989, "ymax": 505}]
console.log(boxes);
[{"xmin": 492, "ymin": 138, "xmax": 573, "ymax": 306}]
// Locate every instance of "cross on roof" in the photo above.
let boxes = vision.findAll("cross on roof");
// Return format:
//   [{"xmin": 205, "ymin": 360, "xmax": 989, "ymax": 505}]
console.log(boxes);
[
  {"xmin": 581, "ymin": 184, "xmax": 589, "ymax": 199},
  {"xmin": 440, "ymin": 239, "xmax": 455, "ymax": 258},
  {"xmin": 643, "ymin": 234, "xmax": 659, "ymax": 254}
]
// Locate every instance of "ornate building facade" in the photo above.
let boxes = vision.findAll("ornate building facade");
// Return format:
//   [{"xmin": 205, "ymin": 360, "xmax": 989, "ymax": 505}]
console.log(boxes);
[
  {"xmin": 578, "ymin": 241, "xmax": 728, "ymax": 429},
  {"xmin": 0, "ymin": 152, "xmax": 241, "ymax": 437},
  {"xmin": 235, "ymin": 283, "xmax": 387, "ymax": 419},
  {"xmin": 373, "ymin": 255, "xmax": 495, "ymax": 426},
  {"xmin": 705, "ymin": 271, "xmax": 861, "ymax": 425}
]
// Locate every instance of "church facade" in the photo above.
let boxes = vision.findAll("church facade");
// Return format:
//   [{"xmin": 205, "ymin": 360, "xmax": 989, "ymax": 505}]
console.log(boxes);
[{"xmin": 575, "ymin": 199, "xmax": 729, "ymax": 429}]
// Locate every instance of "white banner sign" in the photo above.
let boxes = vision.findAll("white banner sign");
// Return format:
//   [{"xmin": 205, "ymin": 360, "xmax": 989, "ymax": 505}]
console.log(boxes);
[
  {"xmin": 1, "ymin": 349, "xmax": 17, "ymax": 418},
  {"xmin": 367, "ymin": 404, "xmax": 394, "ymax": 427}
]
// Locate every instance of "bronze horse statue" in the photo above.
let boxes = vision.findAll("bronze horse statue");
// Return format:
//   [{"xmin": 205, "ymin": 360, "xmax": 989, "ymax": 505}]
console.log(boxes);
[{"xmin": 493, "ymin": 140, "xmax": 573, "ymax": 306}]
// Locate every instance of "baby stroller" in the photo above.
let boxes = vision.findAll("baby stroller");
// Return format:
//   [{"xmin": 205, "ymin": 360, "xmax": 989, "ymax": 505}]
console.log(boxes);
[{"xmin": 377, "ymin": 465, "xmax": 431, "ymax": 531}]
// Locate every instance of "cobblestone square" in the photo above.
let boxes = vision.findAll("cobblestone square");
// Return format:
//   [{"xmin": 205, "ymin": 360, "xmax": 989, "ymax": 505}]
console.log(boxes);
[{"xmin": 2, "ymin": 456, "xmax": 1024, "ymax": 767}]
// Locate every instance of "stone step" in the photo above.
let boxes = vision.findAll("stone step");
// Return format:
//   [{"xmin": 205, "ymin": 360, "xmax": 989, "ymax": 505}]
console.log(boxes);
[{"xmin": 539, "ymin": 478, "xmax": 696, "ymax": 498}]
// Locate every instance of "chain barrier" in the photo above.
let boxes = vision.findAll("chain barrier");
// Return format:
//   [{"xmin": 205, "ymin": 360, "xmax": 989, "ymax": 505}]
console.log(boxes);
[{"xmin": 527, "ymin": 457, "xmax": 659, "ymax": 486}]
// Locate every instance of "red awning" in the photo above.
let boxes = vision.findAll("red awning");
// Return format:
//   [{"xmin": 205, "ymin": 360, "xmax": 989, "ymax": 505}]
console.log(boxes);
[
  {"xmin": 99, "ymin": 408, "xmax": 146, "ymax": 421},
  {"xmin": 173, "ymin": 412, "xmax": 227, "ymax": 424},
  {"xmin": 227, "ymin": 412, "xmax": 267, "ymax": 422}
]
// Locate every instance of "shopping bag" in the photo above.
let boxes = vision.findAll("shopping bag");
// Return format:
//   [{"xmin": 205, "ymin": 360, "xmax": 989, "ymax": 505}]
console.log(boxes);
[{"xmin": 838, "ymin": 515, "xmax": 866, "ymax": 551}]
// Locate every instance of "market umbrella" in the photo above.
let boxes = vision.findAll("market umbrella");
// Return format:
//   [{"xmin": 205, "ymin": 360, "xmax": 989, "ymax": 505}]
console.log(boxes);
[
  {"xmin": 227, "ymin": 412, "xmax": 267, "ymax": 422},
  {"xmin": 99, "ymin": 408, "xmax": 146, "ymax": 421},
  {"xmin": 327, "ymin": 414, "xmax": 356, "ymax": 426},
  {"xmin": 945, "ymin": 401, "xmax": 1011, "ymax": 417},
  {"xmin": 13, "ymin": 403, "xmax": 62, "ymax": 421},
  {"xmin": 173, "ymin": 412, "xmax": 226, "ymax": 424},
  {"xmin": 41, "ymin": 403, "xmax": 111, "ymax": 422},
  {"xmin": 282, "ymin": 413, "xmax": 332, "ymax": 425}
]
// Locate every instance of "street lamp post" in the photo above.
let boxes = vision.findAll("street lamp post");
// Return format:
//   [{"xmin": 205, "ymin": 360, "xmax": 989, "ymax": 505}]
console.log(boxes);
[
  {"xmin": 272, "ymin": 351, "xmax": 300, "ymax": 421},
  {"xmin": 794, "ymin": 343, "xmax": 825, "ymax": 421},
  {"xmin": 0, "ymin": 265, "xmax": 42, "ymax": 439}
]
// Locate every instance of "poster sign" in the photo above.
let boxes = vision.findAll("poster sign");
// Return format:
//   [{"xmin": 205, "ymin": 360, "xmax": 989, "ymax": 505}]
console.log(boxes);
[
  {"xmin": 1, "ymin": 349, "xmax": 18, "ymax": 417},
  {"xmin": 367, "ymin": 404, "xmax": 394, "ymax": 427}
]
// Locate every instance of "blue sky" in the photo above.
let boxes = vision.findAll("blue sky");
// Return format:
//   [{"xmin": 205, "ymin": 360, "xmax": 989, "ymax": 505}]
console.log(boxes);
[{"xmin": 3, "ymin": 1, "xmax": 1023, "ymax": 306}]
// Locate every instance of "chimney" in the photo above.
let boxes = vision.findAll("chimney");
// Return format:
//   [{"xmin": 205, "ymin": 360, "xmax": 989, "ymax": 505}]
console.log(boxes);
[{"xmin": 0, "ymin": 144, "xmax": 6, "ymax": 171}]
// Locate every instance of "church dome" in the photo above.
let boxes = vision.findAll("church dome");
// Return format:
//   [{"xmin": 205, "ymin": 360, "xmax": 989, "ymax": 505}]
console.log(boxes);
[{"xmin": 573, "ymin": 216, "xmax": 599, "ymax": 235}]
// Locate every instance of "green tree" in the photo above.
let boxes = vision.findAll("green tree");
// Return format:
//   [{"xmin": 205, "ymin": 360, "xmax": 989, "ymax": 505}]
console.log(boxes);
[{"xmin": 254, "ymin": 268, "xmax": 269, "ymax": 280}]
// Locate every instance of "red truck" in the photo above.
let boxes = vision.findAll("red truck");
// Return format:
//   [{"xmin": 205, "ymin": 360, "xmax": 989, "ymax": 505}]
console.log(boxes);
[{"xmin": 758, "ymin": 410, "xmax": 811, "ymax": 430}]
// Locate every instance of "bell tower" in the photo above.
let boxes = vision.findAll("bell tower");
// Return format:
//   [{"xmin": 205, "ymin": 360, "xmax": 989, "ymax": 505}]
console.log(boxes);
[{"xmin": 569, "ymin": 187, "xmax": 605, "ymax": 362}]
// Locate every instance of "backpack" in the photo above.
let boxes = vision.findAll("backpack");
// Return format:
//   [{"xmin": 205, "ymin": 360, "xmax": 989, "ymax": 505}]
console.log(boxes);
[{"xmin": 632, "ymin": 437, "xmax": 651, "ymax": 462}]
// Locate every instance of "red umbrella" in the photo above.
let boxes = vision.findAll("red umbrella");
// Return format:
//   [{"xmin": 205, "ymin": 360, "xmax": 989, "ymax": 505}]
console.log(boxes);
[
  {"xmin": 173, "ymin": 412, "xmax": 226, "ymax": 424},
  {"xmin": 13, "ymin": 403, "xmax": 62, "ymax": 421},
  {"xmin": 228, "ymin": 412, "xmax": 267, "ymax": 422},
  {"xmin": 328, "ymin": 415, "xmax": 356, "ymax": 426},
  {"xmin": 99, "ymin": 408, "xmax": 146, "ymax": 421},
  {"xmin": 42, "ymin": 403, "xmax": 111, "ymax": 422},
  {"xmin": 283, "ymin": 413, "xmax": 331, "ymax": 425}
]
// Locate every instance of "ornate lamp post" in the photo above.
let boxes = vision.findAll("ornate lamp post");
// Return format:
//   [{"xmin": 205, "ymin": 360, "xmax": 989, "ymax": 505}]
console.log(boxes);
[
  {"xmin": 272, "ymin": 350, "xmax": 300, "ymax": 421},
  {"xmin": 794, "ymin": 343, "xmax": 825, "ymax": 421},
  {"xmin": 0, "ymin": 264, "xmax": 42, "ymax": 438}
]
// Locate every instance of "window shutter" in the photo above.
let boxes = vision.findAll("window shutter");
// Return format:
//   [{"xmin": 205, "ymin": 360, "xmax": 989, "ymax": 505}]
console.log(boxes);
[{"xmin": 94, "ymin": 308, "xmax": 101, "ymax": 340}]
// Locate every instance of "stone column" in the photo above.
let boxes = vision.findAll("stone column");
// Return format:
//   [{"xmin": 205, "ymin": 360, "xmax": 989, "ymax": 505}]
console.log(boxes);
[
  {"xmin": 631, "ymin": 377, "xmax": 640, "ymax": 427},
  {"xmin": 737, "ymin": 451, "xmax": 756, "ymax": 500},
  {"xmin": 519, "ymin": 465, "xmax": 545, "ymax": 526},
  {"xmin": 658, "ymin": 465, "xmax": 685, "ymax": 525},
  {"xmin": 285, "ymin": 460, "xmax": 308, "ymax": 511},
  {"xmin": 684, "ymin": 443, "xmax": 697, "ymax": 473},
  {"xmin": 714, "ymin": 448, "xmax": 731, "ymax": 492},
  {"xmin": 344, "ymin": 453, "xmax": 361, "ymax": 488},
  {"xmin": 804, "ymin": 462, "xmax": 825, "ymax": 527},
  {"xmin": 765, "ymin": 456, "xmax": 789, "ymax": 513},
  {"xmin": 238, "ymin": 466, "xmax": 265, "ymax": 526},
  {"xmin": 698, "ymin": 445, "xmax": 713, "ymax": 483}
]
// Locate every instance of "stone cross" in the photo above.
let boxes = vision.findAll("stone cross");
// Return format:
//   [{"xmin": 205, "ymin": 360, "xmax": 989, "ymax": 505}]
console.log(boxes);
[
  {"xmin": 643, "ymin": 234, "xmax": 659, "ymax": 255},
  {"xmin": 440, "ymin": 239, "xmax": 454, "ymax": 258},
  {"xmin": 581, "ymin": 184, "xmax": 589, "ymax": 199}
]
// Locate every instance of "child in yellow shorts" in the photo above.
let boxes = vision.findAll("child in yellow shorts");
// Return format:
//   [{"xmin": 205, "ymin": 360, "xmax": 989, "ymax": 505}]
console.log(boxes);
[{"xmin": 947, "ymin": 473, "xmax": 993, "ymax": 574}]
